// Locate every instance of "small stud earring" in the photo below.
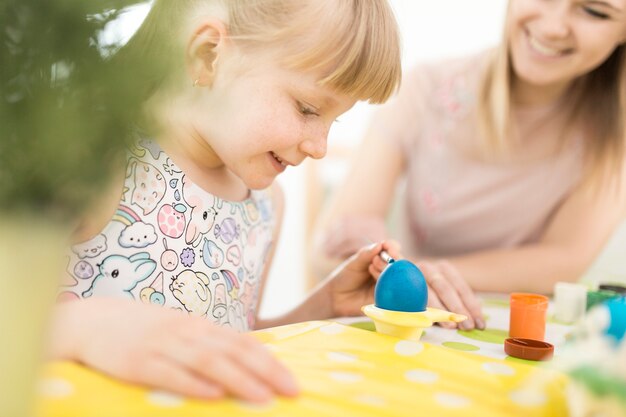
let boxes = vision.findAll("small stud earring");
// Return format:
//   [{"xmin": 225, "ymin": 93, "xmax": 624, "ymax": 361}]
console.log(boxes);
[{"xmin": 193, "ymin": 79, "xmax": 200, "ymax": 87}]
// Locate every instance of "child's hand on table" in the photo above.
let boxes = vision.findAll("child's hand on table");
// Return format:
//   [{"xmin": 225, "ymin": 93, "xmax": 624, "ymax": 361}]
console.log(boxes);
[{"xmin": 51, "ymin": 298, "xmax": 299, "ymax": 403}]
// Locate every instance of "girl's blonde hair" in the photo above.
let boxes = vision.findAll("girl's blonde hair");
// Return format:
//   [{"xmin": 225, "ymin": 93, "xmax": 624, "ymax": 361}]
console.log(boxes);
[
  {"xmin": 116, "ymin": 0, "xmax": 401, "ymax": 105},
  {"xmin": 478, "ymin": 6, "xmax": 626, "ymax": 186}
]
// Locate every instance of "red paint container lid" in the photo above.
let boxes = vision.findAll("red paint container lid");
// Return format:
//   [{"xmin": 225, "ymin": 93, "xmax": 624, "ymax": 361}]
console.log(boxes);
[{"xmin": 504, "ymin": 338, "xmax": 554, "ymax": 361}]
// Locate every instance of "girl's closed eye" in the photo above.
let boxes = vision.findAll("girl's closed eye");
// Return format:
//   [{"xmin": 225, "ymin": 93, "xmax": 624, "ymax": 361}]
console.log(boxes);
[{"xmin": 297, "ymin": 101, "xmax": 320, "ymax": 117}]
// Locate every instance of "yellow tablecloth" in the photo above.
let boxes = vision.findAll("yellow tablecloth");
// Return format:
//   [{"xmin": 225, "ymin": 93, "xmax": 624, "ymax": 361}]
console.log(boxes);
[{"xmin": 37, "ymin": 320, "xmax": 569, "ymax": 417}]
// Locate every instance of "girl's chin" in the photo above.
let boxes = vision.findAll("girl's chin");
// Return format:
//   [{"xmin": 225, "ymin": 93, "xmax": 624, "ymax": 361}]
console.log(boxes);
[{"xmin": 242, "ymin": 175, "xmax": 275, "ymax": 191}]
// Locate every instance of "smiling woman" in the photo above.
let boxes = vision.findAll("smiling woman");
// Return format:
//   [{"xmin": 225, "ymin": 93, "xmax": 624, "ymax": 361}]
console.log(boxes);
[
  {"xmin": 494, "ymin": 0, "xmax": 626, "ymax": 170},
  {"xmin": 510, "ymin": 0, "xmax": 626, "ymax": 90},
  {"xmin": 313, "ymin": 0, "xmax": 626, "ymax": 330}
]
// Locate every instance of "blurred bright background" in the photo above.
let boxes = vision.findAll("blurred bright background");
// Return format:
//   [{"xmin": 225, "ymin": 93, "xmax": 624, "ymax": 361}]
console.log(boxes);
[{"xmin": 105, "ymin": 0, "xmax": 510, "ymax": 318}]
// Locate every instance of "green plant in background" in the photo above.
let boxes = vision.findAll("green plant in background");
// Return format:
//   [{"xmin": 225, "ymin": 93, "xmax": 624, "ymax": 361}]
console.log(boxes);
[
  {"xmin": 1, "ymin": 2, "xmax": 152, "ymax": 415},
  {"xmin": 1, "ymin": 0, "xmax": 150, "ymax": 222}
]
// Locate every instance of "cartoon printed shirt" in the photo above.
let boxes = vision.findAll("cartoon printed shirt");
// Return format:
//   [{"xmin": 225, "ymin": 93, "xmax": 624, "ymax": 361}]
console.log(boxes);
[{"xmin": 62, "ymin": 139, "xmax": 275, "ymax": 332}]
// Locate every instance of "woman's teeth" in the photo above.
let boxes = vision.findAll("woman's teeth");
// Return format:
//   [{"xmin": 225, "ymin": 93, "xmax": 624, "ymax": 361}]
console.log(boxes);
[{"xmin": 528, "ymin": 34, "xmax": 564, "ymax": 57}]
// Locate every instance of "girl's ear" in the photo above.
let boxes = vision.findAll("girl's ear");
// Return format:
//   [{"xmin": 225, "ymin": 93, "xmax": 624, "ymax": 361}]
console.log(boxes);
[{"xmin": 186, "ymin": 19, "xmax": 228, "ymax": 88}]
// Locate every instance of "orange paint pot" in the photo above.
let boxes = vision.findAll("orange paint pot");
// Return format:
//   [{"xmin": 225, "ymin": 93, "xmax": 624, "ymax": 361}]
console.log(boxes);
[{"xmin": 509, "ymin": 293, "xmax": 549, "ymax": 341}]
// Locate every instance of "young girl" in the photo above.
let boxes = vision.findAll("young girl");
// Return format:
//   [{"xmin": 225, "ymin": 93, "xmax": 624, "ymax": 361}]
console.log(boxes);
[
  {"xmin": 49, "ymin": 0, "xmax": 401, "ymax": 404},
  {"xmin": 313, "ymin": 0, "xmax": 626, "ymax": 330}
]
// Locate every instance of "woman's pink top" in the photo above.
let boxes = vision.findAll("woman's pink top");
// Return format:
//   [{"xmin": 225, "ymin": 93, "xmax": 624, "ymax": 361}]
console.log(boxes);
[{"xmin": 371, "ymin": 51, "xmax": 584, "ymax": 257}]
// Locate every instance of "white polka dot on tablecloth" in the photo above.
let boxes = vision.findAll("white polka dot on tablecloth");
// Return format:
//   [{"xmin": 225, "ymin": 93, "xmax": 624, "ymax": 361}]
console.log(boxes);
[
  {"xmin": 509, "ymin": 388, "xmax": 547, "ymax": 407},
  {"xmin": 405, "ymin": 369, "xmax": 439, "ymax": 384},
  {"xmin": 319, "ymin": 323, "xmax": 345, "ymax": 335},
  {"xmin": 39, "ymin": 378, "xmax": 74, "ymax": 398},
  {"xmin": 482, "ymin": 362, "xmax": 515, "ymax": 376},
  {"xmin": 394, "ymin": 340, "xmax": 424, "ymax": 356},
  {"xmin": 327, "ymin": 351, "xmax": 357, "ymax": 363},
  {"xmin": 354, "ymin": 394, "xmax": 386, "ymax": 407},
  {"xmin": 435, "ymin": 392, "xmax": 471, "ymax": 408},
  {"xmin": 146, "ymin": 391, "xmax": 184, "ymax": 407},
  {"xmin": 329, "ymin": 371, "xmax": 364, "ymax": 383}
]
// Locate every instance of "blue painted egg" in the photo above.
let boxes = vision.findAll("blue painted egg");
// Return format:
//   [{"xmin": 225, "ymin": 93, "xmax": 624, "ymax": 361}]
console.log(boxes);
[
  {"xmin": 605, "ymin": 297, "xmax": 626, "ymax": 342},
  {"xmin": 374, "ymin": 259, "xmax": 428, "ymax": 312}
]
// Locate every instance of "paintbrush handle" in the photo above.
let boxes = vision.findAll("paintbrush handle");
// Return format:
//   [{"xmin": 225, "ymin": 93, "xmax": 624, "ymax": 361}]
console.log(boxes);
[{"xmin": 380, "ymin": 250, "xmax": 395, "ymax": 264}]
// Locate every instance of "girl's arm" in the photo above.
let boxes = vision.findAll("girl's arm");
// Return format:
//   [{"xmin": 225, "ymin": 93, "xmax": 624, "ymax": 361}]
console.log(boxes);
[
  {"xmin": 256, "ymin": 241, "xmax": 396, "ymax": 328},
  {"xmin": 443, "ymin": 176, "xmax": 626, "ymax": 294},
  {"xmin": 252, "ymin": 182, "xmax": 360, "ymax": 328},
  {"xmin": 47, "ymin": 297, "xmax": 298, "ymax": 402},
  {"xmin": 252, "ymin": 175, "xmax": 399, "ymax": 328}
]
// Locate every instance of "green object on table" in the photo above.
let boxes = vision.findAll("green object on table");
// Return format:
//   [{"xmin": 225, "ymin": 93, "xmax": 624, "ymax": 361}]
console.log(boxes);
[
  {"xmin": 458, "ymin": 328, "xmax": 509, "ymax": 344},
  {"xmin": 569, "ymin": 366, "xmax": 626, "ymax": 403},
  {"xmin": 442, "ymin": 341, "xmax": 480, "ymax": 352},
  {"xmin": 586, "ymin": 290, "xmax": 620, "ymax": 310},
  {"xmin": 350, "ymin": 321, "xmax": 377, "ymax": 332}
]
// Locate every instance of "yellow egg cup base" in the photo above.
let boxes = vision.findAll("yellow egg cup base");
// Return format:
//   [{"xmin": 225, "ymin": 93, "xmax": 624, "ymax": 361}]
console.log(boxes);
[
  {"xmin": 362, "ymin": 304, "xmax": 467, "ymax": 342},
  {"xmin": 373, "ymin": 322, "xmax": 425, "ymax": 341}
]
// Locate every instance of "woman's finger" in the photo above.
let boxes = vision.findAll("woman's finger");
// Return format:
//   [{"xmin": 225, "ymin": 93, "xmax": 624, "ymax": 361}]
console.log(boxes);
[
  {"xmin": 437, "ymin": 261, "xmax": 484, "ymax": 329},
  {"xmin": 420, "ymin": 263, "xmax": 475, "ymax": 329},
  {"xmin": 427, "ymin": 287, "xmax": 455, "ymax": 329}
]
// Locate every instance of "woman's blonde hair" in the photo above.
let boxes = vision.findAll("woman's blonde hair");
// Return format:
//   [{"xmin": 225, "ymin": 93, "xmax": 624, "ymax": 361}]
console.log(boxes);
[
  {"xmin": 115, "ymin": 0, "xmax": 401, "ymax": 105},
  {"xmin": 478, "ymin": 6, "xmax": 626, "ymax": 186}
]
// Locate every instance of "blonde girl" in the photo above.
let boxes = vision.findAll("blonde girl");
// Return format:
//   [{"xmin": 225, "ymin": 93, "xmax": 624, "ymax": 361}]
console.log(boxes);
[{"xmin": 50, "ymin": 0, "xmax": 401, "ymax": 403}]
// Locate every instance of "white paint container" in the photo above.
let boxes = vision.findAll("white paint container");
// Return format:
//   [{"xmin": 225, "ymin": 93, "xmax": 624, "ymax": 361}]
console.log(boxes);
[{"xmin": 554, "ymin": 282, "xmax": 588, "ymax": 324}]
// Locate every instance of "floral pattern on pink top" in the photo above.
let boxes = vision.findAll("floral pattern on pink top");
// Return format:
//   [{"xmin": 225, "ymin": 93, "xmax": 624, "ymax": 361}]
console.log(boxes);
[{"xmin": 373, "ymin": 51, "xmax": 584, "ymax": 258}]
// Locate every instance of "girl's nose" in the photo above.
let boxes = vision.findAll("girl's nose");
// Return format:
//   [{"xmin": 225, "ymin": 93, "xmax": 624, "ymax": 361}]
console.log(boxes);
[{"xmin": 300, "ymin": 130, "xmax": 328, "ymax": 160}]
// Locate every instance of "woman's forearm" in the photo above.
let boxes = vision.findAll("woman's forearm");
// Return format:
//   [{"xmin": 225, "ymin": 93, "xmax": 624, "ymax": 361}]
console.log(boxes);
[{"xmin": 430, "ymin": 243, "xmax": 592, "ymax": 294}]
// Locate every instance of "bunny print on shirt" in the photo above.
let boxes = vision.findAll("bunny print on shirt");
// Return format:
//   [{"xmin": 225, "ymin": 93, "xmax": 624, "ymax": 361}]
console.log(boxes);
[{"xmin": 62, "ymin": 140, "xmax": 275, "ymax": 332}]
